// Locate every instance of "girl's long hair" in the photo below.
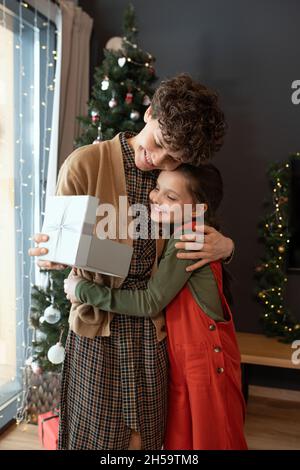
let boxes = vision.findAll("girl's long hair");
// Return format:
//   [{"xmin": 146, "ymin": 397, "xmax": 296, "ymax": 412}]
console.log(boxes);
[{"xmin": 178, "ymin": 163, "xmax": 233, "ymax": 306}]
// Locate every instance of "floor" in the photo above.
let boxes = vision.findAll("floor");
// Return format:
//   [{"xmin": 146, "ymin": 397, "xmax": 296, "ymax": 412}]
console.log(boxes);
[{"xmin": 0, "ymin": 395, "xmax": 300, "ymax": 450}]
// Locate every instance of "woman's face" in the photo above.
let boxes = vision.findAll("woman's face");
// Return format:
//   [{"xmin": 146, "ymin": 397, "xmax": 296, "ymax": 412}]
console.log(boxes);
[
  {"xmin": 127, "ymin": 106, "xmax": 183, "ymax": 172},
  {"xmin": 149, "ymin": 170, "xmax": 195, "ymax": 224}
]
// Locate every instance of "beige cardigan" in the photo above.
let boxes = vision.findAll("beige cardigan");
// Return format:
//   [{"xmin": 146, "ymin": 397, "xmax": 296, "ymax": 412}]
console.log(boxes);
[{"xmin": 55, "ymin": 133, "xmax": 166, "ymax": 341}]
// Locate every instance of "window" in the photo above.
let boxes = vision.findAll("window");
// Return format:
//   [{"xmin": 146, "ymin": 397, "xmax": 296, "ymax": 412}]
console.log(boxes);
[{"xmin": 0, "ymin": 0, "xmax": 58, "ymax": 429}]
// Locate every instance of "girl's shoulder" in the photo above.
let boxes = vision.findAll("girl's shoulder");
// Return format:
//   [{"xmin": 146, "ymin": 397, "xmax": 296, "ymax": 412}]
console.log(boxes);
[{"xmin": 188, "ymin": 262, "xmax": 224, "ymax": 321}]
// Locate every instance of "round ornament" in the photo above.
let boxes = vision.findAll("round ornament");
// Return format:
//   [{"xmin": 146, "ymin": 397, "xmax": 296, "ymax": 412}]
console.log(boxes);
[
  {"xmin": 31, "ymin": 360, "xmax": 42, "ymax": 375},
  {"xmin": 101, "ymin": 78, "xmax": 109, "ymax": 91},
  {"xmin": 36, "ymin": 330, "xmax": 47, "ymax": 342},
  {"xmin": 109, "ymin": 96, "xmax": 117, "ymax": 108},
  {"xmin": 130, "ymin": 110, "xmax": 140, "ymax": 121},
  {"xmin": 47, "ymin": 342, "xmax": 65, "ymax": 365},
  {"xmin": 44, "ymin": 305, "xmax": 61, "ymax": 324},
  {"xmin": 91, "ymin": 109, "xmax": 100, "ymax": 123},
  {"xmin": 105, "ymin": 36, "xmax": 123, "ymax": 52}
]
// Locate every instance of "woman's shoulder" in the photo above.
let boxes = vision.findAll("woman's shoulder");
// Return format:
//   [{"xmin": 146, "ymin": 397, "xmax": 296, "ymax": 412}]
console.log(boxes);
[
  {"xmin": 63, "ymin": 134, "xmax": 121, "ymax": 170},
  {"xmin": 64, "ymin": 142, "xmax": 106, "ymax": 167}
]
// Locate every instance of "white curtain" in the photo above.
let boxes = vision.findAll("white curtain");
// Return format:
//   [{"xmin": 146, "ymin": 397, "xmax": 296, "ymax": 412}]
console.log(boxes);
[{"xmin": 45, "ymin": 0, "xmax": 93, "ymax": 201}]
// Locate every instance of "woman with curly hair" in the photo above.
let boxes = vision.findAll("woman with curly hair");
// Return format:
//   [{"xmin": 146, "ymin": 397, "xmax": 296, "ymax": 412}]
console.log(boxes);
[{"xmin": 30, "ymin": 74, "xmax": 235, "ymax": 450}]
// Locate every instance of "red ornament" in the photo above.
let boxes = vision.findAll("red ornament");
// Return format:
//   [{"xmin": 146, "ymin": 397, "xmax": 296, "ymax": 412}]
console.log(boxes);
[
  {"xmin": 125, "ymin": 92, "xmax": 133, "ymax": 104},
  {"xmin": 91, "ymin": 110, "xmax": 100, "ymax": 123}
]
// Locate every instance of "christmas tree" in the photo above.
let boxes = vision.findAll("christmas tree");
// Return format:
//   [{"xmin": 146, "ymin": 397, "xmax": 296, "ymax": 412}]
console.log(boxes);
[
  {"xmin": 29, "ymin": 269, "xmax": 70, "ymax": 373},
  {"xmin": 28, "ymin": 4, "xmax": 158, "ymax": 374},
  {"xmin": 23, "ymin": 268, "xmax": 70, "ymax": 423},
  {"xmin": 75, "ymin": 3, "xmax": 158, "ymax": 146},
  {"xmin": 254, "ymin": 153, "xmax": 300, "ymax": 342}
]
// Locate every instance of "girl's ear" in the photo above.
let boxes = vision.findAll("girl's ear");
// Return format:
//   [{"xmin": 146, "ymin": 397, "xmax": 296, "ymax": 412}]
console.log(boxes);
[{"xmin": 144, "ymin": 105, "xmax": 152, "ymax": 123}]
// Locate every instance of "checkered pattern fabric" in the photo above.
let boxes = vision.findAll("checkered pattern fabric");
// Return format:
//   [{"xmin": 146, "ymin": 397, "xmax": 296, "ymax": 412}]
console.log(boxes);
[{"xmin": 58, "ymin": 134, "xmax": 168, "ymax": 450}]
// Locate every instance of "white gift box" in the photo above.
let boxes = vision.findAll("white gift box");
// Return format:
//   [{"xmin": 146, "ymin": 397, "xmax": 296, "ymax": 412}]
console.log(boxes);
[{"xmin": 38, "ymin": 195, "xmax": 133, "ymax": 278}]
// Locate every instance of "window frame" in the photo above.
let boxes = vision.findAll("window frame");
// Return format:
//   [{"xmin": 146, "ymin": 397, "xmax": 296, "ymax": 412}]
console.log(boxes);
[{"xmin": 0, "ymin": 0, "xmax": 59, "ymax": 430}]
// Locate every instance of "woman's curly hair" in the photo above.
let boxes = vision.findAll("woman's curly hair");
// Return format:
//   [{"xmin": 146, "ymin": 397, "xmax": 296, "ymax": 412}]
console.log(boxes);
[{"xmin": 151, "ymin": 74, "xmax": 227, "ymax": 166}]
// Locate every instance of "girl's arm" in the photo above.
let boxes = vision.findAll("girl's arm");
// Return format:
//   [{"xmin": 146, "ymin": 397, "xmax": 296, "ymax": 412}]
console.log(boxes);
[{"xmin": 72, "ymin": 236, "xmax": 194, "ymax": 317}]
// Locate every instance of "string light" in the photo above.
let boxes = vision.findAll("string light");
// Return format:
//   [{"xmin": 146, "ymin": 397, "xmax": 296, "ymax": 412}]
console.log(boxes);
[
  {"xmin": 117, "ymin": 37, "xmax": 154, "ymax": 70},
  {"xmin": 40, "ymin": 0, "xmax": 52, "ymax": 219},
  {"xmin": 0, "ymin": 0, "xmax": 59, "ymax": 426},
  {"xmin": 122, "ymin": 36, "xmax": 153, "ymax": 60},
  {"xmin": 255, "ymin": 154, "xmax": 300, "ymax": 342},
  {"xmin": 14, "ymin": 0, "xmax": 26, "ymax": 426},
  {"xmin": 118, "ymin": 55, "xmax": 154, "ymax": 69}
]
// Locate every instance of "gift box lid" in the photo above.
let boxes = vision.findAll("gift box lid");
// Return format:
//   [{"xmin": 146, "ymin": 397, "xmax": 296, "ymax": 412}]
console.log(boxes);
[{"xmin": 39, "ymin": 195, "xmax": 99, "ymax": 266}]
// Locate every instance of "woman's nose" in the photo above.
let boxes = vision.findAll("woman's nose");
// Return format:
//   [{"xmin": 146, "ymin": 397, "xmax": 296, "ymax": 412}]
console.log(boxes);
[{"xmin": 152, "ymin": 149, "xmax": 166, "ymax": 167}]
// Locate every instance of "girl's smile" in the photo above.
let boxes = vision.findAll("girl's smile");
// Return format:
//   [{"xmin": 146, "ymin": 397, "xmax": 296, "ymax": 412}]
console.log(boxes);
[
  {"xmin": 152, "ymin": 203, "xmax": 170, "ymax": 214},
  {"xmin": 149, "ymin": 170, "xmax": 196, "ymax": 224}
]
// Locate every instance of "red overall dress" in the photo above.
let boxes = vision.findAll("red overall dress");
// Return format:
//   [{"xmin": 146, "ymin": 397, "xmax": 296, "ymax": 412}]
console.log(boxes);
[{"xmin": 164, "ymin": 260, "xmax": 248, "ymax": 450}]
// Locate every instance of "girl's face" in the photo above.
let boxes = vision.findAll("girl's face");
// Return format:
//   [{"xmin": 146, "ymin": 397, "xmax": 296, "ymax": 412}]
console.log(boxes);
[{"xmin": 149, "ymin": 170, "xmax": 205, "ymax": 224}]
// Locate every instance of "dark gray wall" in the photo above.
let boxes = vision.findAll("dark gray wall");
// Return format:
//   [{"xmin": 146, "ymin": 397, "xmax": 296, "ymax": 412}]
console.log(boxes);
[{"xmin": 79, "ymin": 0, "xmax": 300, "ymax": 336}]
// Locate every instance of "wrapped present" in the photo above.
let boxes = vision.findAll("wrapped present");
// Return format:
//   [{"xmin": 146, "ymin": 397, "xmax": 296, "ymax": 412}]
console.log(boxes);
[
  {"xmin": 38, "ymin": 410, "xmax": 59, "ymax": 450},
  {"xmin": 25, "ymin": 367, "xmax": 61, "ymax": 424},
  {"xmin": 39, "ymin": 195, "xmax": 133, "ymax": 278}
]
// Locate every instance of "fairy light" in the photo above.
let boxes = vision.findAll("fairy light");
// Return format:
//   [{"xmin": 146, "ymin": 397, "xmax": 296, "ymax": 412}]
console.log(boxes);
[
  {"xmin": 255, "ymin": 154, "xmax": 300, "ymax": 342},
  {"xmin": 122, "ymin": 36, "xmax": 153, "ymax": 60},
  {"xmin": 14, "ymin": 0, "xmax": 58, "ymax": 425},
  {"xmin": 14, "ymin": 0, "xmax": 27, "ymax": 426},
  {"xmin": 117, "ymin": 37, "xmax": 154, "ymax": 70},
  {"xmin": 40, "ymin": 0, "xmax": 51, "ymax": 219},
  {"xmin": 119, "ymin": 55, "xmax": 154, "ymax": 69}
]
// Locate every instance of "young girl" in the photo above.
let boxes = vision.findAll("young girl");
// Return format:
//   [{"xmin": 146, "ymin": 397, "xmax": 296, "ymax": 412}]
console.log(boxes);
[{"xmin": 64, "ymin": 163, "xmax": 247, "ymax": 450}]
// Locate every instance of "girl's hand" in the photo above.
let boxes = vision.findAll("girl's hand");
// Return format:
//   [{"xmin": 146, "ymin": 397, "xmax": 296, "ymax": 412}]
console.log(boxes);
[
  {"xmin": 175, "ymin": 224, "xmax": 234, "ymax": 272},
  {"xmin": 64, "ymin": 275, "xmax": 82, "ymax": 303}
]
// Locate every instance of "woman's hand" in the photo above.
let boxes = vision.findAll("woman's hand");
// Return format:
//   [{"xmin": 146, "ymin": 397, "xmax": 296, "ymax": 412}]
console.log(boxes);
[
  {"xmin": 175, "ymin": 224, "xmax": 234, "ymax": 272},
  {"xmin": 64, "ymin": 275, "xmax": 82, "ymax": 303},
  {"xmin": 28, "ymin": 233, "xmax": 67, "ymax": 270}
]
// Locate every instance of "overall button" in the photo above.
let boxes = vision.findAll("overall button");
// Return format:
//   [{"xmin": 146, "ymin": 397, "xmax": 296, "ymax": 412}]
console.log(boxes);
[
  {"xmin": 209, "ymin": 324, "xmax": 216, "ymax": 331},
  {"xmin": 217, "ymin": 367, "xmax": 224, "ymax": 374},
  {"xmin": 213, "ymin": 346, "xmax": 222, "ymax": 353}
]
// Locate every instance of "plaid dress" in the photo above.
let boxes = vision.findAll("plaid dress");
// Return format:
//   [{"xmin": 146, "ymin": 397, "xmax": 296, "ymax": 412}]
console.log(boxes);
[{"xmin": 58, "ymin": 133, "xmax": 168, "ymax": 450}]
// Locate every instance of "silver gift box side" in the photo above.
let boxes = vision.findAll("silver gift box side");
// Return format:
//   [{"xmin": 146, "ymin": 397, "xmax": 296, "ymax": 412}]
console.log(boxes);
[{"xmin": 76, "ymin": 237, "xmax": 133, "ymax": 278}]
